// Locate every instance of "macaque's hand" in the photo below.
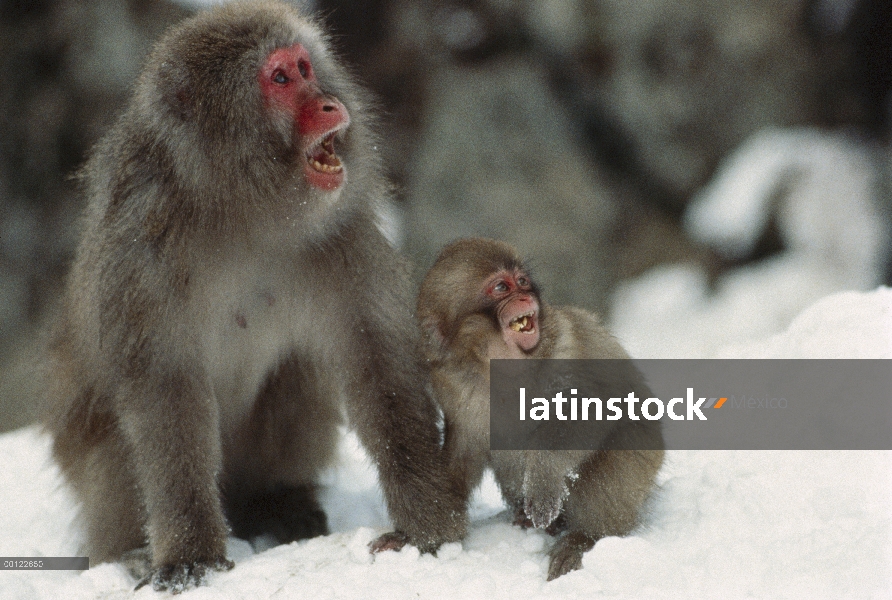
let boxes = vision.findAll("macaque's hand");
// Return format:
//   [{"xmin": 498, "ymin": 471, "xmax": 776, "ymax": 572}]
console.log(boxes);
[
  {"xmin": 523, "ymin": 492, "xmax": 564, "ymax": 529},
  {"xmin": 135, "ymin": 557, "xmax": 234, "ymax": 594}
]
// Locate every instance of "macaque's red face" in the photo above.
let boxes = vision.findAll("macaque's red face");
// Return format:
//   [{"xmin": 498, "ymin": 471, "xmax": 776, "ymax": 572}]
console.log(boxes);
[
  {"xmin": 259, "ymin": 44, "xmax": 350, "ymax": 191},
  {"xmin": 484, "ymin": 269, "xmax": 540, "ymax": 352}
]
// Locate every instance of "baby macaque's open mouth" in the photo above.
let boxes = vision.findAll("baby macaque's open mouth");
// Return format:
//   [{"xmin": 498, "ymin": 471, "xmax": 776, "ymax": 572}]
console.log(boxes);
[
  {"xmin": 501, "ymin": 304, "xmax": 540, "ymax": 352},
  {"xmin": 306, "ymin": 131, "xmax": 342, "ymax": 174},
  {"xmin": 508, "ymin": 311, "xmax": 537, "ymax": 334}
]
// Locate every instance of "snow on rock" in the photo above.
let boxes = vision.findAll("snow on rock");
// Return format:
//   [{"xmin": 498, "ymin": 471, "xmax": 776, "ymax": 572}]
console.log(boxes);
[
  {"xmin": 1, "ymin": 287, "xmax": 890, "ymax": 598},
  {"xmin": 685, "ymin": 127, "xmax": 888, "ymax": 284},
  {"xmin": 611, "ymin": 128, "xmax": 890, "ymax": 359}
]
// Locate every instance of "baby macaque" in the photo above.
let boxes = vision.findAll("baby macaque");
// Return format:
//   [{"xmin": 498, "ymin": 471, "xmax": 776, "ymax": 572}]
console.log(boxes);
[{"xmin": 417, "ymin": 238, "xmax": 664, "ymax": 580}]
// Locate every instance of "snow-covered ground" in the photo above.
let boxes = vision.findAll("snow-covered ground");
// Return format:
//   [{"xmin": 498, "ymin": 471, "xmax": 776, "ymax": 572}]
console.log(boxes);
[
  {"xmin": 1, "ymin": 285, "xmax": 889, "ymax": 599},
  {"xmin": 1, "ymin": 128, "xmax": 890, "ymax": 598}
]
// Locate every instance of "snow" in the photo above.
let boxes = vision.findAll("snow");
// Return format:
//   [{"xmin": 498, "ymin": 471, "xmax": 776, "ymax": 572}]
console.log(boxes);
[
  {"xmin": 684, "ymin": 128, "xmax": 887, "ymax": 277},
  {"xmin": 1, "ymin": 286, "xmax": 889, "ymax": 598},
  {"xmin": 611, "ymin": 128, "xmax": 890, "ymax": 359},
  {"xmin": 1, "ymin": 128, "xmax": 891, "ymax": 597}
]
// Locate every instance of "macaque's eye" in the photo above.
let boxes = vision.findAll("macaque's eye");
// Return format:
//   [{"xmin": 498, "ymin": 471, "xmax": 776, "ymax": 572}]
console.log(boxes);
[
  {"xmin": 298, "ymin": 60, "xmax": 310, "ymax": 79},
  {"xmin": 272, "ymin": 70, "xmax": 289, "ymax": 84},
  {"xmin": 493, "ymin": 281, "xmax": 509, "ymax": 293},
  {"xmin": 517, "ymin": 276, "xmax": 528, "ymax": 287}
]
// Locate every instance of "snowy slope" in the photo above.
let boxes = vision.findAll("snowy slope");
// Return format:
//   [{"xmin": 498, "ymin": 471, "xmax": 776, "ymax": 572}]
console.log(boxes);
[{"xmin": 0, "ymin": 287, "xmax": 890, "ymax": 599}]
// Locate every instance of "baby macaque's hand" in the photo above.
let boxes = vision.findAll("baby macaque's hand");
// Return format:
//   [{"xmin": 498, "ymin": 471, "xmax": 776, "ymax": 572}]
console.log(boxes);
[{"xmin": 523, "ymin": 492, "xmax": 564, "ymax": 529}]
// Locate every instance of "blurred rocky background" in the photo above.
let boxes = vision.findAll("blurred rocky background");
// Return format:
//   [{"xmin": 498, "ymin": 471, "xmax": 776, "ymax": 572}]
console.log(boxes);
[{"xmin": 1, "ymin": 0, "xmax": 890, "ymax": 430}]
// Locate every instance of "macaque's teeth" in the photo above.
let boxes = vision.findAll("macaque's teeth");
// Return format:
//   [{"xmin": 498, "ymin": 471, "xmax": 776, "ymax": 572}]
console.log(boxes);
[
  {"xmin": 509, "ymin": 314, "xmax": 536, "ymax": 333},
  {"xmin": 322, "ymin": 135, "xmax": 337, "ymax": 156},
  {"xmin": 306, "ymin": 132, "xmax": 343, "ymax": 172},
  {"xmin": 309, "ymin": 158, "xmax": 343, "ymax": 173}
]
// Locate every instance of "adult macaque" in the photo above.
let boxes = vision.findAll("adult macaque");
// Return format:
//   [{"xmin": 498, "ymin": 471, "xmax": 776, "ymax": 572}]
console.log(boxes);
[
  {"xmin": 416, "ymin": 238, "xmax": 663, "ymax": 580},
  {"xmin": 43, "ymin": 2, "xmax": 464, "ymax": 592}
]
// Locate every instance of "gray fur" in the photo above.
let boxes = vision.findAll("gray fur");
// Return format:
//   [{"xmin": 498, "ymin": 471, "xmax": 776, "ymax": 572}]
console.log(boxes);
[{"xmin": 43, "ymin": 2, "xmax": 465, "ymax": 592}]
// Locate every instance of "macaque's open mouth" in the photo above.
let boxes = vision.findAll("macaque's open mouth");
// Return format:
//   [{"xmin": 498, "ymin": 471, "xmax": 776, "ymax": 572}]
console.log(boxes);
[
  {"xmin": 508, "ymin": 311, "xmax": 537, "ymax": 334},
  {"xmin": 306, "ymin": 131, "xmax": 342, "ymax": 174},
  {"xmin": 304, "ymin": 130, "xmax": 345, "ymax": 191},
  {"xmin": 500, "ymin": 302, "xmax": 540, "ymax": 352}
]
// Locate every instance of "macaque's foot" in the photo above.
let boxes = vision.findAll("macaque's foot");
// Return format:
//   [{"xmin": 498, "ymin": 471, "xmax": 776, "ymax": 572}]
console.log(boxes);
[
  {"xmin": 135, "ymin": 557, "xmax": 234, "ymax": 594},
  {"xmin": 368, "ymin": 530, "xmax": 410, "ymax": 553},
  {"xmin": 547, "ymin": 531, "xmax": 595, "ymax": 581}
]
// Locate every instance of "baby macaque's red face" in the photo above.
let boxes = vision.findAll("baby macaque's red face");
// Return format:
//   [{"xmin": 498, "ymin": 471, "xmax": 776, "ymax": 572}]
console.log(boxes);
[{"xmin": 484, "ymin": 269, "xmax": 540, "ymax": 352}]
